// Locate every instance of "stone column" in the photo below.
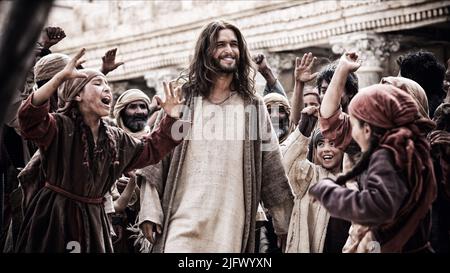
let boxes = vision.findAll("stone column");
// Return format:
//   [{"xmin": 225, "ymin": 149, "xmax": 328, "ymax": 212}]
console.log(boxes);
[
  {"xmin": 330, "ymin": 33, "xmax": 400, "ymax": 88},
  {"xmin": 144, "ymin": 67, "xmax": 181, "ymax": 97}
]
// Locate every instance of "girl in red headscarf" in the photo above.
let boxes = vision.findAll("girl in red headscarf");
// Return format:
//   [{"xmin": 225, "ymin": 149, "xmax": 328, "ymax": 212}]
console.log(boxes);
[{"xmin": 310, "ymin": 75, "xmax": 437, "ymax": 252}]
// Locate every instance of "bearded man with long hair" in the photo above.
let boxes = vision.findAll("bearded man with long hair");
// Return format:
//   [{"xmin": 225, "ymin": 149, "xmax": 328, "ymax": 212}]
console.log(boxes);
[{"xmin": 138, "ymin": 20, "xmax": 293, "ymax": 253}]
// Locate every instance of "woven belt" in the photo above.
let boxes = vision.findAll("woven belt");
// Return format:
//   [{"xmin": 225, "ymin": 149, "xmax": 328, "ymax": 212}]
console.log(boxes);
[{"xmin": 44, "ymin": 182, "xmax": 104, "ymax": 204}]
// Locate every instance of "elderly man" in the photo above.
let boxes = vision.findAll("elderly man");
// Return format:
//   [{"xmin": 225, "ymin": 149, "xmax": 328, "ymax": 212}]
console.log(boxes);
[
  {"xmin": 113, "ymin": 89, "xmax": 154, "ymax": 137},
  {"xmin": 110, "ymin": 89, "xmax": 161, "ymax": 252}
]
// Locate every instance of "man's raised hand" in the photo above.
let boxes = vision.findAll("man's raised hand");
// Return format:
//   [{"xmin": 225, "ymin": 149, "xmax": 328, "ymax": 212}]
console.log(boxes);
[
  {"xmin": 295, "ymin": 52, "xmax": 318, "ymax": 83},
  {"xmin": 40, "ymin": 26, "xmax": 66, "ymax": 49},
  {"xmin": 338, "ymin": 52, "xmax": 362, "ymax": 73},
  {"xmin": 101, "ymin": 48, "xmax": 124, "ymax": 75}
]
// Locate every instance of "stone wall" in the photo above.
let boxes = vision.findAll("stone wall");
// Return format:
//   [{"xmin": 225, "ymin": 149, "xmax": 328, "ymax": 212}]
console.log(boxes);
[{"xmin": 42, "ymin": 0, "xmax": 450, "ymax": 97}]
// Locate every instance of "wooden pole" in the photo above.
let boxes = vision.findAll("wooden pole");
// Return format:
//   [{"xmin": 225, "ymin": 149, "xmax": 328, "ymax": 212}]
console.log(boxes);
[{"xmin": 0, "ymin": 0, "xmax": 54, "ymax": 239}]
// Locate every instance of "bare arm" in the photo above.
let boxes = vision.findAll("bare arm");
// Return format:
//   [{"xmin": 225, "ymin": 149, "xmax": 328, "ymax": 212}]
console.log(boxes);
[
  {"xmin": 32, "ymin": 48, "xmax": 87, "ymax": 106},
  {"xmin": 291, "ymin": 53, "xmax": 318, "ymax": 125},
  {"xmin": 253, "ymin": 53, "xmax": 288, "ymax": 97},
  {"xmin": 253, "ymin": 53, "xmax": 277, "ymax": 88},
  {"xmin": 320, "ymin": 52, "xmax": 361, "ymax": 118}
]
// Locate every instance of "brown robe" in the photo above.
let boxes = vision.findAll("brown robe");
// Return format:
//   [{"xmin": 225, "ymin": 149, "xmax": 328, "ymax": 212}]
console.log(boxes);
[{"xmin": 15, "ymin": 94, "xmax": 180, "ymax": 252}]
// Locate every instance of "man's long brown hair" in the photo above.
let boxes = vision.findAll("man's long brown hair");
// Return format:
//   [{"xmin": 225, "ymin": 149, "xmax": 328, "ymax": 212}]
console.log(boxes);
[{"xmin": 182, "ymin": 20, "xmax": 256, "ymax": 99}]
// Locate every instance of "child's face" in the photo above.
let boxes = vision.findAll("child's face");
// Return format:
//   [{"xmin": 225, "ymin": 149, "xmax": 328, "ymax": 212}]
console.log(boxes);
[
  {"xmin": 350, "ymin": 114, "xmax": 371, "ymax": 152},
  {"xmin": 315, "ymin": 138, "xmax": 343, "ymax": 172},
  {"xmin": 304, "ymin": 94, "xmax": 320, "ymax": 108},
  {"xmin": 78, "ymin": 76, "xmax": 112, "ymax": 118}
]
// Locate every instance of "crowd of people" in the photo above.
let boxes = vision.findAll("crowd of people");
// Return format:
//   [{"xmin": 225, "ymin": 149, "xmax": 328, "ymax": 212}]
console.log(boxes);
[{"xmin": 0, "ymin": 20, "xmax": 449, "ymax": 253}]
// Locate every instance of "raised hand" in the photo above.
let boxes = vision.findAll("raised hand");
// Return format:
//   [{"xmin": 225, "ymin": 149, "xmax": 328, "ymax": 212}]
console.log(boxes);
[
  {"xmin": 295, "ymin": 52, "xmax": 318, "ymax": 83},
  {"xmin": 252, "ymin": 53, "xmax": 269, "ymax": 73},
  {"xmin": 252, "ymin": 53, "xmax": 278, "ymax": 87},
  {"xmin": 40, "ymin": 26, "xmax": 66, "ymax": 49},
  {"xmin": 150, "ymin": 95, "xmax": 161, "ymax": 111},
  {"xmin": 338, "ymin": 52, "xmax": 362, "ymax": 73},
  {"xmin": 101, "ymin": 48, "xmax": 124, "ymax": 75},
  {"xmin": 154, "ymin": 81, "xmax": 185, "ymax": 119},
  {"xmin": 32, "ymin": 48, "xmax": 87, "ymax": 106},
  {"xmin": 59, "ymin": 48, "xmax": 88, "ymax": 81},
  {"xmin": 298, "ymin": 106, "xmax": 319, "ymax": 137},
  {"xmin": 116, "ymin": 176, "xmax": 130, "ymax": 193}
]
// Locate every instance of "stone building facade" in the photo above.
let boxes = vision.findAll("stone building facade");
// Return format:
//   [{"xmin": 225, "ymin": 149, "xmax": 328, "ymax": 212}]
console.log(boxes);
[{"xmin": 28, "ymin": 0, "xmax": 450, "ymax": 99}]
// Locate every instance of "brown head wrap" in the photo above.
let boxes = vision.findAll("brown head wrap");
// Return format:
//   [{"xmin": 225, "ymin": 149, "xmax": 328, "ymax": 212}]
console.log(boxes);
[
  {"xmin": 57, "ymin": 69, "xmax": 105, "ymax": 114},
  {"xmin": 34, "ymin": 53, "xmax": 70, "ymax": 82},
  {"xmin": 381, "ymin": 76, "xmax": 429, "ymax": 119},
  {"xmin": 348, "ymin": 84, "xmax": 436, "ymax": 252}
]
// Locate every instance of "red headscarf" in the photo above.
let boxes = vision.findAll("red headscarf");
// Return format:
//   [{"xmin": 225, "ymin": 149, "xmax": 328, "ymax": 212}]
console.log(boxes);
[{"xmin": 348, "ymin": 84, "xmax": 437, "ymax": 252}]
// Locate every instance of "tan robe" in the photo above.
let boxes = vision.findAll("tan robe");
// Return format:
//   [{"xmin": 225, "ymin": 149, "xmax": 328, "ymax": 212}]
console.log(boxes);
[
  {"xmin": 164, "ymin": 94, "xmax": 245, "ymax": 252},
  {"xmin": 281, "ymin": 129, "xmax": 337, "ymax": 252},
  {"xmin": 139, "ymin": 91, "xmax": 294, "ymax": 253}
]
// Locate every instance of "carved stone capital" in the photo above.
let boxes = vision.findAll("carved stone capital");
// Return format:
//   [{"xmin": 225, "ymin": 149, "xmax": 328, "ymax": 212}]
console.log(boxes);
[
  {"xmin": 331, "ymin": 33, "xmax": 400, "ymax": 65},
  {"xmin": 264, "ymin": 52, "xmax": 297, "ymax": 81},
  {"xmin": 144, "ymin": 68, "xmax": 181, "ymax": 96},
  {"xmin": 330, "ymin": 33, "xmax": 401, "ymax": 87}
]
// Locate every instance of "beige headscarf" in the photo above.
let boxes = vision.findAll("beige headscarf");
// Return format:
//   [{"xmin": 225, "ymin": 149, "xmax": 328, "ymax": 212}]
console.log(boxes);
[
  {"xmin": 57, "ymin": 69, "xmax": 105, "ymax": 114},
  {"xmin": 113, "ymin": 89, "xmax": 151, "ymax": 138},
  {"xmin": 263, "ymin": 92, "xmax": 294, "ymax": 143},
  {"xmin": 34, "ymin": 53, "xmax": 70, "ymax": 82},
  {"xmin": 381, "ymin": 76, "xmax": 429, "ymax": 118},
  {"xmin": 263, "ymin": 93, "xmax": 291, "ymax": 116}
]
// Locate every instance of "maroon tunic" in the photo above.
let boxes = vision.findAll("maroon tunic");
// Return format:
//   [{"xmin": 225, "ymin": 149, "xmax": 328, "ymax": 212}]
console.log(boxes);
[
  {"xmin": 319, "ymin": 108, "xmax": 353, "ymax": 151},
  {"xmin": 309, "ymin": 149, "xmax": 432, "ymax": 252},
  {"xmin": 15, "ymin": 94, "xmax": 180, "ymax": 252}
]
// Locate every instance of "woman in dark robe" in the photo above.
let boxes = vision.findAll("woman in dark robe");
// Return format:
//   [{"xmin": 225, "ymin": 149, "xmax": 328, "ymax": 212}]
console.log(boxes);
[{"xmin": 15, "ymin": 48, "xmax": 184, "ymax": 252}]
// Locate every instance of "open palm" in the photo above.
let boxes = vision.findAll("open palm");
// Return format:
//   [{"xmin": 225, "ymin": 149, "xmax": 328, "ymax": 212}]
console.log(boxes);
[
  {"xmin": 60, "ymin": 48, "xmax": 88, "ymax": 80},
  {"xmin": 154, "ymin": 81, "xmax": 185, "ymax": 119},
  {"xmin": 295, "ymin": 52, "xmax": 318, "ymax": 83},
  {"xmin": 101, "ymin": 48, "xmax": 124, "ymax": 75}
]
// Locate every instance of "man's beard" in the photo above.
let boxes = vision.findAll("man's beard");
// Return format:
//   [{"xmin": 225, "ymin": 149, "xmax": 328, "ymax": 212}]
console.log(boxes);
[
  {"xmin": 212, "ymin": 57, "xmax": 238, "ymax": 74},
  {"xmin": 271, "ymin": 117, "xmax": 290, "ymax": 141},
  {"xmin": 122, "ymin": 113, "xmax": 149, "ymax": 133}
]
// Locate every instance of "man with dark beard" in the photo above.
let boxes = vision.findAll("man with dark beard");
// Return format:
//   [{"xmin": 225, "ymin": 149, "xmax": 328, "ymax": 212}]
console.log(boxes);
[
  {"xmin": 138, "ymin": 20, "xmax": 293, "ymax": 253},
  {"xmin": 110, "ymin": 89, "xmax": 159, "ymax": 252},
  {"xmin": 113, "ymin": 89, "xmax": 155, "ymax": 138}
]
